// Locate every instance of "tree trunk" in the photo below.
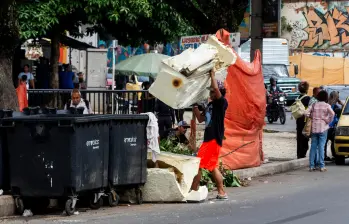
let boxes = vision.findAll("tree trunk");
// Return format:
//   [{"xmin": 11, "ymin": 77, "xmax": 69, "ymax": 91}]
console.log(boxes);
[
  {"xmin": 0, "ymin": 2, "xmax": 20, "ymax": 110},
  {"xmin": 49, "ymin": 29, "xmax": 61, "ymax": 107},
  {"xmin": 0, "ymin": 57, "xmax": 18, "ymax": 110},
  {"xmin": 50, "ymin": 29, "xmax": 60, "ymax": 89}
]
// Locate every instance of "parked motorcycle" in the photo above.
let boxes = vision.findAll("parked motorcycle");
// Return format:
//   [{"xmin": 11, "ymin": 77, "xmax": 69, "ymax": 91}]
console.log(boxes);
[{"xmin": 267, "ymin": 92, "xmax": 286, "ymax": 125}]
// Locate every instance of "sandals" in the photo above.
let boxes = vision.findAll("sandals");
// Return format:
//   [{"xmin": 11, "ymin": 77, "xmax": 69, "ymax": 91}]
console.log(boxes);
[{"xmin": 216, "ymin": 194, "xmax": 228, "ymax": 200}]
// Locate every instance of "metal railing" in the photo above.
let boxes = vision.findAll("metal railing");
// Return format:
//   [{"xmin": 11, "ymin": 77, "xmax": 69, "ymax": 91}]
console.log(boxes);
[{"xmin": 27, "ymin": 89, "xmax": 156, "ymax": 114}]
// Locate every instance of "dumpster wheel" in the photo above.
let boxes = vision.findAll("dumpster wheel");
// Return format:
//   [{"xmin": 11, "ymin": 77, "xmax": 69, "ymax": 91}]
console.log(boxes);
[
  {"xmin": 65, "ymin": 199, "xmax": 76, "ymax": 216},
  {"xmin": 89, "ymin": 195, "xmax": 103, "ymax": 210},
  {"xmin": 108, "ymin": 191, "xmax": 120, "ymax": 207},
  {"xmin": 135, "ymin": 188, "xmax": 143, "ymax": 205},
  {"xmin": 14, "ymin": 197, "xmax": 24, "ymax": 215}
]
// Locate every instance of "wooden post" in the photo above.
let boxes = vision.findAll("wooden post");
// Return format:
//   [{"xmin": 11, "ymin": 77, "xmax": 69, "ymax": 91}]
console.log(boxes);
[{"xmin": 190, "ymin": 109, "xmax": 197, "ymax": 152}]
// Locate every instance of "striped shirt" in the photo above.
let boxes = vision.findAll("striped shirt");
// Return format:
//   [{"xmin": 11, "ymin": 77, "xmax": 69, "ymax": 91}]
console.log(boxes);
[{"xmin": 305, "ymin": 102, "xmax": 335, "ymax": 134}]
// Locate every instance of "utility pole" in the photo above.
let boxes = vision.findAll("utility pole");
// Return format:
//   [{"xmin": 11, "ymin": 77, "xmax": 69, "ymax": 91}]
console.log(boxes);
[{"xmin": 250, "ymin": 0, "xmax": 263, "ymax": 63}]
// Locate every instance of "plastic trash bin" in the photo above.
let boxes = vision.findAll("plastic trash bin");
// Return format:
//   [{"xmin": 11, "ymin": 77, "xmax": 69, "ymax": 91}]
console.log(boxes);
[
  {"xmin": 0, "ymin": 109, "xmax": 12, "ymax": 192},
  {"xmin": 0, "ymin": 114, "xmax": 111, "ymax": 215},
  {"xmin": 107, "ymin": 115, "xmax": 148, "ymax": 206}
]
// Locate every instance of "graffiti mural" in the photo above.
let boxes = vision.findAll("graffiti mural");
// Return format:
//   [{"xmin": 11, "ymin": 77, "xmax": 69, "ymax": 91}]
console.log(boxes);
[{"xmin": 281, "ymin": 1, "xmax": 349, "ymax": 49}]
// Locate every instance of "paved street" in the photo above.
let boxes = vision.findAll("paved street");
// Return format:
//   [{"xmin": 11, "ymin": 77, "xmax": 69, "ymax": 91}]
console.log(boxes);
[
  {"xmin": 3, "ymin": 163, "xmax": 349, "ymax": 224},
  {"xmin": 265, "ymin": 111, "xmax": 296, "ymax": 133}
]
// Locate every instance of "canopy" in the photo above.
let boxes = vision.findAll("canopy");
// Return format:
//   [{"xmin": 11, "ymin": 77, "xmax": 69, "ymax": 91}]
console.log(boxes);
[{"xmin": 116, "ymin": 53, "xmax": 170, "ymax": 77}]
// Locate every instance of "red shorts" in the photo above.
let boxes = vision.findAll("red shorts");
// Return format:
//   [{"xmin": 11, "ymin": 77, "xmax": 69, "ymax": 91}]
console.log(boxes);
[{"xmin": 197, "ymin": 139, "xmax": 221, "ymax": 171}]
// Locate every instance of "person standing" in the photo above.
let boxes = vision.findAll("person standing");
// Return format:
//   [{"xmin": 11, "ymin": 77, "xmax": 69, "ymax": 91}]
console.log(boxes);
[
  {"xmin": 18, "ymin": 64, "xmax": 35, "ymax": 89},
  {"xmin": 16, "ymin": 75, "xmax": 28, "ymax": 112},
  {"xmin": 175, "ymin": 109, "xmax": 185, "ymax": 124},
  {"xmin": 305, "ymin": 90, "xmax": 334, "ymax": 172},
  {"xmin": 36, "ymin": 57, "xmax": 50, "ymax": 89},
  {"xmin": 296, "ymin": 81, "xmax": 311, "ymax": 159},
  {"xmin": 140, "ymin": 81, "xmax": 155, "ymax": 113},
  {"xmin": 325, "ymin": 91, "xmax": 343, "ymax": 161},
  {"xmin": 191, "ymin": 70, "xmax": 228, "ymax": 200},
  {"xmin": 155, "ymin": 99, "xmax": 175, "ymax": 138},
  {"xmin": 309, "ymin": 87, "xmax": 320, "ymax": 107}
]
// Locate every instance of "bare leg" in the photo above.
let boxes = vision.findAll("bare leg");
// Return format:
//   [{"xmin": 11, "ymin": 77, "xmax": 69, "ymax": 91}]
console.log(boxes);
[
  {"xmin": 211, "ymin": 168, "xmax": 225, "ymax": 195},
  {"xmin": 191, "ymin": 169, "xmax": 202, "ymax": 191}
]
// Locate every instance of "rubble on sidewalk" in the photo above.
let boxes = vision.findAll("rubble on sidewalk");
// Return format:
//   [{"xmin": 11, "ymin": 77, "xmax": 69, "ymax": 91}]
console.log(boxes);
[{"xmin": 143, "ymin": 152, "xmax": 207, "ymax": 202}]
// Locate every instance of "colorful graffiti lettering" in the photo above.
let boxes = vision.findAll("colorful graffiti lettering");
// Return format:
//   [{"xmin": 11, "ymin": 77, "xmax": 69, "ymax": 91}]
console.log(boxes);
[{"xmin": 298, "ymin": 6, "xmax": 349, "ymax": 48}]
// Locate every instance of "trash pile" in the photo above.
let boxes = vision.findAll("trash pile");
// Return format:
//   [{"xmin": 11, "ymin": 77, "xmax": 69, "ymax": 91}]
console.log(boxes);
[{"xmin": 149, "ymin": 35, "xmax": 237, "ymax": 109}]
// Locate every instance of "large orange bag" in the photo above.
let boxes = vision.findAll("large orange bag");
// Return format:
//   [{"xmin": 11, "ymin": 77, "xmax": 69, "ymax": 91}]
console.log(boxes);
[{"xmin": 216, "ymin": 30, "xmax": 265, "ymax": 170}]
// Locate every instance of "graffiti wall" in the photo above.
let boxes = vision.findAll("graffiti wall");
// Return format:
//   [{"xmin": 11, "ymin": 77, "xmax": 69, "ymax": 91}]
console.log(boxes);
[{"xmin": 281, "ymin": 0, "xmax": 349, "ymax": 49}]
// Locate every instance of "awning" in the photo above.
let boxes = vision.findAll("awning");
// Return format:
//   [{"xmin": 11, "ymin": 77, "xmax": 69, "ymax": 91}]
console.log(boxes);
[
  {"xmin": 38, "ymin": 35, "xmax": 95, "ymax": 50},
  {"xmin": 59, "ymin": 35, "xmax": 95, "ymax": 50}
]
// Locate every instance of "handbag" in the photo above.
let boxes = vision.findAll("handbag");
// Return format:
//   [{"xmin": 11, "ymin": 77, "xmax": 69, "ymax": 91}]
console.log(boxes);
[{"xmin": 302, "ymin": 103, "xmax": 315, "ymax": 138}]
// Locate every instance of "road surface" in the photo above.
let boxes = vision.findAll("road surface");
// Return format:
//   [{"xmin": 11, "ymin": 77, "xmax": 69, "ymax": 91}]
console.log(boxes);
[
  {"xmin": 265, "ymin": 111, "xmax": 296, "ymax": 133},
  {"xmin": 4, "ymin": 163, "xmax": 349, "ymax": 224}
]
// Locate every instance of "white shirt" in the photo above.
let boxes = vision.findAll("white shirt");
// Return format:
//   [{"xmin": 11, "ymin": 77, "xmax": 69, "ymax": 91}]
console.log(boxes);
[{"xmin": 64, "ymin": 99, "xmax": 93, "ymax": 114}]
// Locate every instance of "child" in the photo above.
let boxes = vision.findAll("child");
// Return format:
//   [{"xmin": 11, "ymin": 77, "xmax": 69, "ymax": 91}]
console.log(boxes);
[{"xmin": 16, "ymin": 75, "xmax": 28, "ymax": 112}]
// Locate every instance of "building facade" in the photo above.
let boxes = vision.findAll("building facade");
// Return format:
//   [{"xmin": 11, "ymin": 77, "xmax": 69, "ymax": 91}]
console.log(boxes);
[{"xmin": 281, "ymin": 0, "xmax": 349, "ymax": 51}]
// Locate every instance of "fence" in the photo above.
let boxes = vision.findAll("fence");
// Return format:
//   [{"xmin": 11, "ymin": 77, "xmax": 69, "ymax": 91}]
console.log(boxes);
[{"xmin": 27, "ymin": 89, "xmax": 156, "ymax": 114}]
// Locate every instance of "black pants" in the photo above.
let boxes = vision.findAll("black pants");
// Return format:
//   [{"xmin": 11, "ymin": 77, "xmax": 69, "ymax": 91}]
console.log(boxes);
[
  {"xmin": 325, "ymin": 128, "xmax": 335, "ymax": 158},
  {"xmin": 158, "ymin": 116, "xmax": 172, "ymax": 139},
  {"xmin": 175, "ymin": 109, "xmax": 185, "ymax": 123},
  {"xmin": 296, "ymin": 118, "xmax": 309, "ymax": 159}
]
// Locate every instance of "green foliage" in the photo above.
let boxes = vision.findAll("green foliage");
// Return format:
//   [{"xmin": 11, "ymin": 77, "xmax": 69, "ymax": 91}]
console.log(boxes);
[
  {"xmin": 17, "ymin": 0, "xmax": 153, "ymax": 40},
  {"xmin": 17, "ymin": 0, "xmax": 196, "ymax": 45},
  {"xmin": 17, "ymin": 0, "xmax": 248, "ymax": 45},
  {"xmin": 160, "ymin": 138, "xmax": 242, "ymax": 191},
  {"xmin": 159, "ymin": 138, "xmax": 193, "ymax": 156},
  {"xmin": 200, "ymin": 162, "xmax": 242, "ymax": 192},
  {"xmin": 281, "ymin": 16, "xmax": 292, "ymax": 34}
]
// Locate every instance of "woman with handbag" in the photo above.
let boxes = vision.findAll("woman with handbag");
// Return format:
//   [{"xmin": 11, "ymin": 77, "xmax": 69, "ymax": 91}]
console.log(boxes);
[
  {"xmin": 296, "ymin": 82, "xmax": 311, "ymax": 159},
  {"xmin": 305, "ymin": 90, "xmax": 334, "ymax": 172}
]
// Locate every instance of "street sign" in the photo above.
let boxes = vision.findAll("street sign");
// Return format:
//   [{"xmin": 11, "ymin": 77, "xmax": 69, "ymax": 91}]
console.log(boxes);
[{"xmin": 180, "ymin": 33, "xmax": 241, "ymax": 51}]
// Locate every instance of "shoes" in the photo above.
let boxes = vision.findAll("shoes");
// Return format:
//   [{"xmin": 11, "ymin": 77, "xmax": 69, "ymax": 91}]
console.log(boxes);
[
  {"xmin": 309, "ymin": 168, "xmax": 316, "ymax": 172},
  {"xmin": 216, "ymin": 194, "xmax": 228, "ymax": 200},
  {"xmin": 320, "ymin": 168, "xmax": 327, "ymax": 172}
]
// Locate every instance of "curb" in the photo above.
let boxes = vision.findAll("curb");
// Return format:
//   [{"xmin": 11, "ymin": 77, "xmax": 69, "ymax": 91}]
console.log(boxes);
[
  {"xmin": 234, "ymin": 158, "xmax": 309, "ymax": 180},
  {"xmin": 0, "ymin": 195, "xmax": 15, "ymax": 217}
]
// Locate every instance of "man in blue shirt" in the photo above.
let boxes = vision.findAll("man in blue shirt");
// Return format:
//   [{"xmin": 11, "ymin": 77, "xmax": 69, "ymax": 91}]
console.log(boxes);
[{"xmin": 59, "ymin": 65, "xmax": 75, "ymax": 89}]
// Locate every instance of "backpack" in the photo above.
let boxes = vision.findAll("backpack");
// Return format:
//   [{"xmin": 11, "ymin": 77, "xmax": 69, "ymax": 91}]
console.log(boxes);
[
  {"xmin": 67, "ymin": 99, "xmax": 90, "ymax": 110},
  {"xmin": 290, "ymin": 95, "xmax": 307, "ymax": 119}
]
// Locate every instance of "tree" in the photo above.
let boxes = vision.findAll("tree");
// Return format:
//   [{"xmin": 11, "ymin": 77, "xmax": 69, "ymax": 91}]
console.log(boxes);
[
  {"xmin": 18, "ymin": 0, "xmax": 153, "ymax": 89},
  {"xmin": 0, "ymin": 0, "xmax": 248, "ymax": 110},
  {"xmin": 0, "ymin": 0, "xmax": 21, "ymax": 110},
  {"xmin": 171, "ymin": 0, "xmax": 249, "ymax": 34}
]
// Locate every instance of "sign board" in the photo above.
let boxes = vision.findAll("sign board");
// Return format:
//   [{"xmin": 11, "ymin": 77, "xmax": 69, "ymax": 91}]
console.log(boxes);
[
  {"xmin": 179, "ymin": 33, "xmax": 241, "ymax": 51},
  {"xmin": 25, "ymin": 46, "xmax": 43, "ymax": 60},
  {"xmin": 86, "ymin": 48, "xmax": 108, "ymax": 88},
  {"xmin": 262, "ymin": 0, "xmax": 280, "ymax": 38}
]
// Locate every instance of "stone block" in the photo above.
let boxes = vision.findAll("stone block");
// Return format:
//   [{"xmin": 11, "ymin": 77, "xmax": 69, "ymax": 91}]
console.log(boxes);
[
  {"xmin": 143, "ymin": 168, "xmax": 185, "ymax": 202},
  {"xmin": 144, "ymin": 152, "xmax": 203, "ymax": 202}
]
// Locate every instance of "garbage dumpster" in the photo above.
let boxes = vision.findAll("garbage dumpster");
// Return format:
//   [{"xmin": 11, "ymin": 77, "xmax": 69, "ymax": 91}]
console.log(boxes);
[
  {"xmin": 0, "ymin": 114, "xmax": 110, "ymax": 215},
  {"xmin": 107, "ymin": 115, "xmax": 148, "ymax": 206},
  {"xmin": 0, "ymin": 109, "xmax": 12, "ymax": 192}
]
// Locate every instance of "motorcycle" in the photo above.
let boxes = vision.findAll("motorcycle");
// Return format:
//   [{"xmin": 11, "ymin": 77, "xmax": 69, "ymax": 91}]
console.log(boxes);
[{"xmin": 266, "ymin": 92, "xmax": 286, "ymax": 125}]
